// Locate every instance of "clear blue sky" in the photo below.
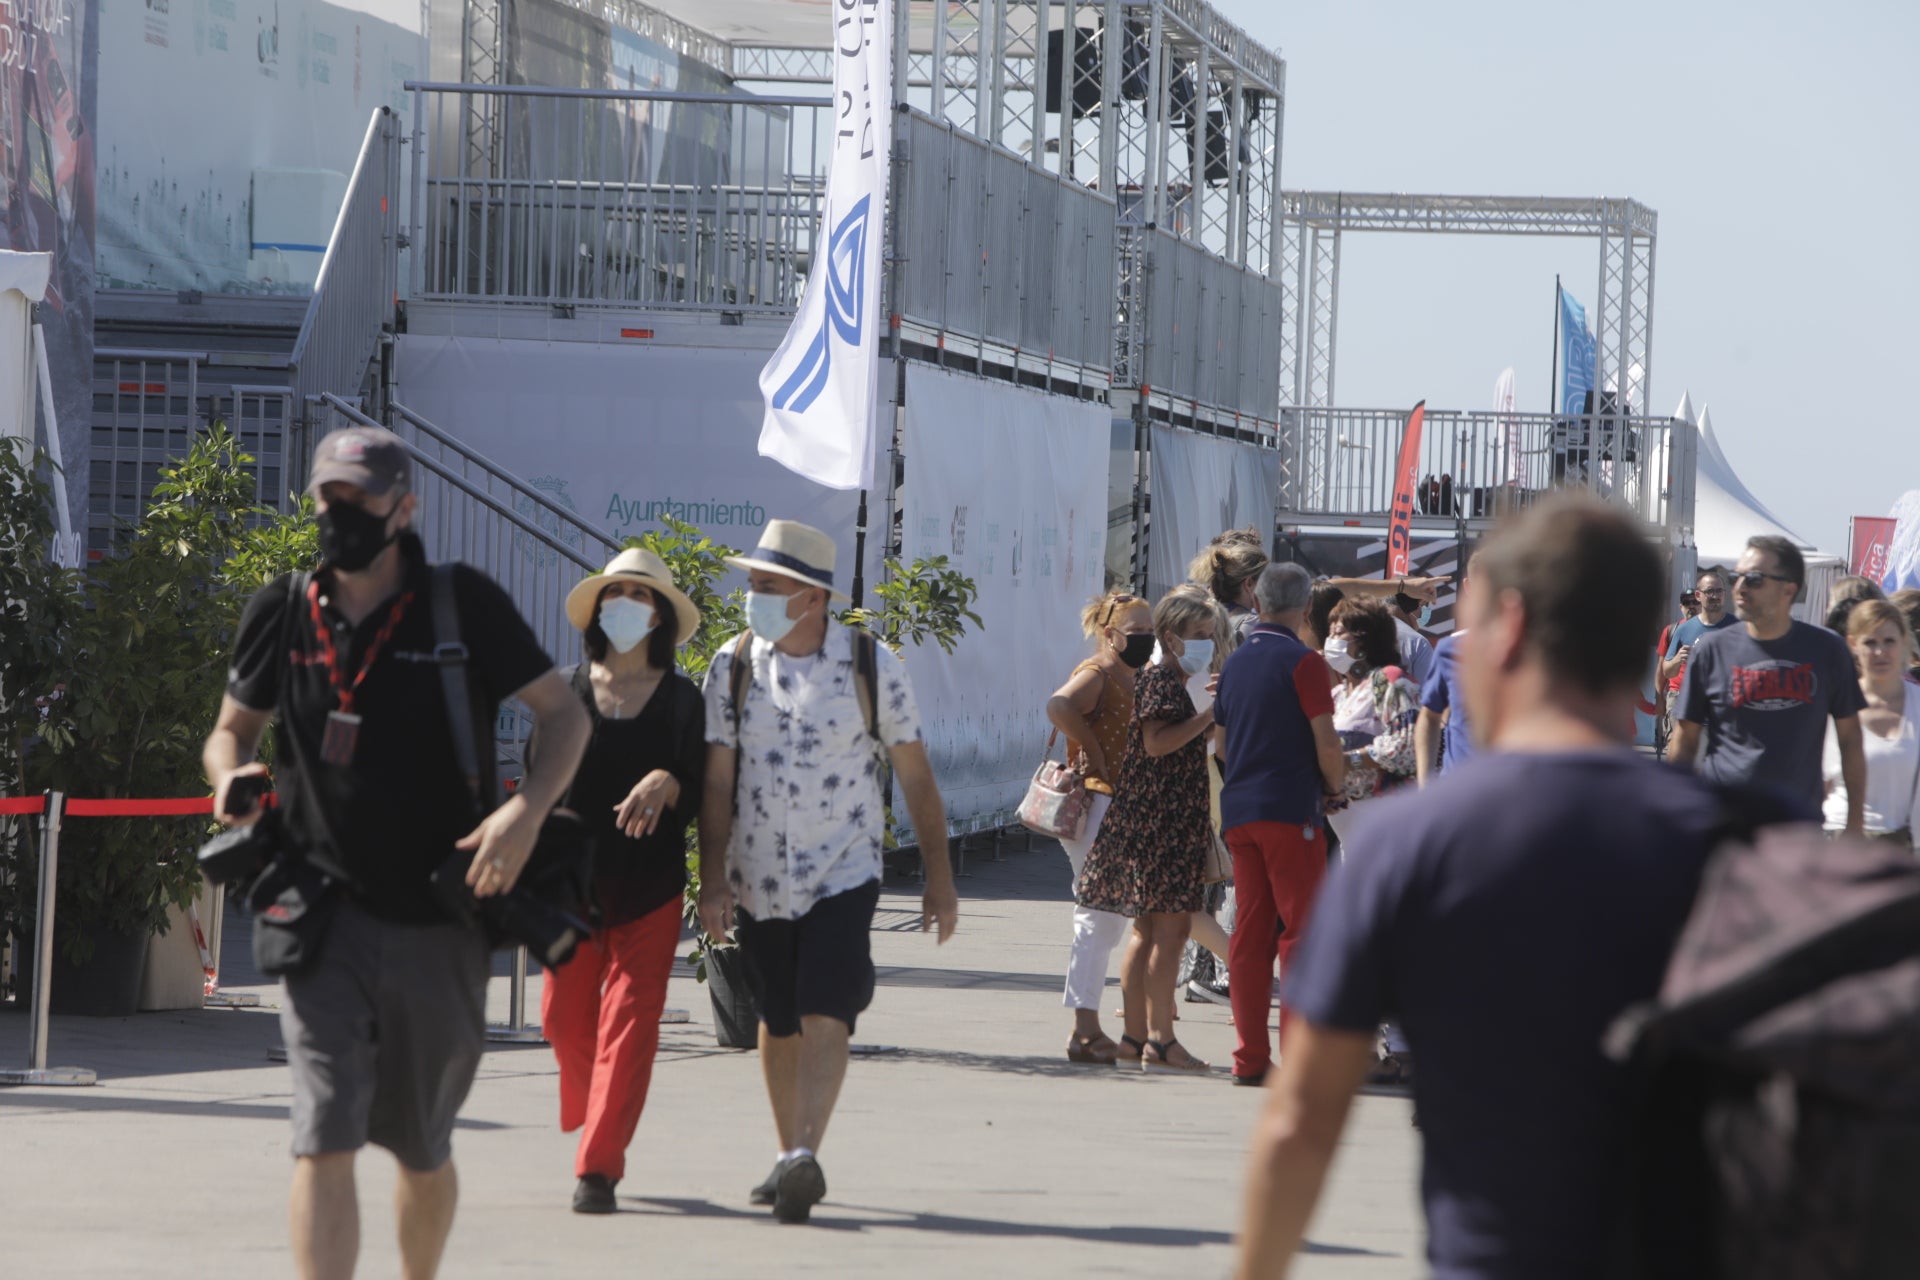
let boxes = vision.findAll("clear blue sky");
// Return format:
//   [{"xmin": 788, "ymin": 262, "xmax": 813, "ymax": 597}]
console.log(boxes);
[{"xmin": 1216, "ymin": 0, "xmax": 1919, "ymax": 554}]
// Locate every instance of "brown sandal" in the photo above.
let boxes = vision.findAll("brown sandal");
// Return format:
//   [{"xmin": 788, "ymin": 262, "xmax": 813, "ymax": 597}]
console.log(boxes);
[{"xmin": 1066, "ymin": 1033, "xmax": 1119, "ymax": 1066}]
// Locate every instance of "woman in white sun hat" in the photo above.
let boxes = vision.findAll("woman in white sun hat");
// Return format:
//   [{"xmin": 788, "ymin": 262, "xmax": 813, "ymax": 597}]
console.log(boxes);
[{"xmin": 540, "ymin": 546, "xmax": 706, "ymax": 1215}]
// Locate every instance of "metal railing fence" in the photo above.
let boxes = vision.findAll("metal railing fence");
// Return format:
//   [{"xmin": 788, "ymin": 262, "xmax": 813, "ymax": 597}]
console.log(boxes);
[
  {"xmin": 88, "ymin": 349, "xmax": 202, "ymax": 552},
  {"xmin": 289, "ymin": 108, "xmax": 402, "ymax": 441},
  {"xmin": 1275, "ymin": 405, "xmax": 1697, "ymax": 533},
  {"xmin": 409, "ymin": 83, "xmax": 829, "ymax": 312}
]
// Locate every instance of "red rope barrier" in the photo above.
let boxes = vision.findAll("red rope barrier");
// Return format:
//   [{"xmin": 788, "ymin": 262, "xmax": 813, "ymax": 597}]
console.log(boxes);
[
  {"xmin": 65, "ymin": 797, "xmax": 216, "ymax": 817},
  {"xmin": 0, "ymin": 797, "xmax": 47, "ymax": 817}
]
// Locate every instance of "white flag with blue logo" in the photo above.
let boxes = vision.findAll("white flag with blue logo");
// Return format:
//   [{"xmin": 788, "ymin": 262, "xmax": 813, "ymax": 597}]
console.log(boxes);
[{"xmin": 757, "ymin": 0, "xmax": 893, "ymax": 492}]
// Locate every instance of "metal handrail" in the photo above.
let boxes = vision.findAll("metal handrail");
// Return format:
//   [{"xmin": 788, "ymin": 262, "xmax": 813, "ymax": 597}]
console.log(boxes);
[
  {"xmin": 403, "ymin": 80, "xmax": 829, "ymax": 108},
  {"xmin": 388, "ymin": 402, "xmax": 621, "ymax": 561},
  {"xmin": 290, "ymin": 108, "xmax": 400, "ymax": 427},
  {"xmin": 318, "ymin": 395, "xmax": 602, "ymax": 571}
]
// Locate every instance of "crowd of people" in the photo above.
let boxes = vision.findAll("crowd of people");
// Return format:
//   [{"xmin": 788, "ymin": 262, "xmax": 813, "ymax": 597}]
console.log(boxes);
[
  {"xmin": 204, "ymin": 429, "xmax": 958, "ymax": 1278},
  {"xmin": 195, "ymin": 427, "xmax": 1920, "ymax": 1279}
]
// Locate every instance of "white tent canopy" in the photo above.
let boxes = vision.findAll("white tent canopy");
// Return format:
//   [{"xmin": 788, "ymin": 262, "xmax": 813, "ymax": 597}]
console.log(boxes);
[{"xmin": 1686, "ymin": 395, "xmax": 1842, "ymax": 622}]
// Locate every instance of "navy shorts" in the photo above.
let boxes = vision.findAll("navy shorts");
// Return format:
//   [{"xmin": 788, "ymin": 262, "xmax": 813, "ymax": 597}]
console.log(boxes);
[{"xmin": 735, "ymin": 880, "xmax": 881, "ymax": 1037}]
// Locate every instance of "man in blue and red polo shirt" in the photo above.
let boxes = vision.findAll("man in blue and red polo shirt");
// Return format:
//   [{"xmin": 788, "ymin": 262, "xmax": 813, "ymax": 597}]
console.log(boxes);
[{"xmin": 1213, "ymin": 562, "xmax": 1348, "ymax": 1086}]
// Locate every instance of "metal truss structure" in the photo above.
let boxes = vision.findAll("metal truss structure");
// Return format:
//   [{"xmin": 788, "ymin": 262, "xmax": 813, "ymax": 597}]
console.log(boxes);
[
  {"xmin": 727, "ymin": 0, "xmax": 1286, "ymax": 281},
  {"xmin": 1278, "ymin": 192, "xmax": 1658, "ymax": 416}
]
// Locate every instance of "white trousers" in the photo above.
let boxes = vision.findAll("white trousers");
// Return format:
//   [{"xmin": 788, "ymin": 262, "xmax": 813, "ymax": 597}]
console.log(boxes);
[{"xmin": 1058, "ymin": 793, "xmax": 1128, "ymax": 1011}]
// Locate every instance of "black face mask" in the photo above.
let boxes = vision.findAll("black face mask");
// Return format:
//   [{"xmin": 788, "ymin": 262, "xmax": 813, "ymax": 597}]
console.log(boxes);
[
  {"xmin": 1117, "ymin": 633, "xmax": 1156, "ymax": 669},
  {"xmin": 317, "ymin": 500, "xmax": 399, "ymax": 572}
]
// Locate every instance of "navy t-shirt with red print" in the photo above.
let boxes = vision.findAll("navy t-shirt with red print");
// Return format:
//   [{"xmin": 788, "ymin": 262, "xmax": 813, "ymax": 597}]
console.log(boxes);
[
  {"xmin": 1677, "ymin": 619, "xmax": 1865, "ymax": 813},
  {"xmin": 1214, "ymin": 622, "xmax": 1337, "ymax": 831}
]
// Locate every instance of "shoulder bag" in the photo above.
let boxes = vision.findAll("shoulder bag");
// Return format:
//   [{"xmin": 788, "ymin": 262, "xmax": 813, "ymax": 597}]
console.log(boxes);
[{"xmin": 1017, "ymin": 728, "xmax": 1092, "ymax": 841}]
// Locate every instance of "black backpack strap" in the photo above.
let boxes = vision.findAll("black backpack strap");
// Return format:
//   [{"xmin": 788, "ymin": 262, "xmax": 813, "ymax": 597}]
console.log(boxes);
[
  {"xmin": 430, "ymin": 563, "xmax": 487, "ymax": 808},
  {"xmin": 727, "ymin": 631, "xmax": 754, "ymax": 743},
  {"xmin": 852, "ymin": 629, "xmax": 880, "ymax": 742}
]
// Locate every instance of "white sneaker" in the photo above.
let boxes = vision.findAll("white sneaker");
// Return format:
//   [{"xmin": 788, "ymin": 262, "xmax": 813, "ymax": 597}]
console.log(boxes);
[{"xmin": 1185, "ymin": 978, "xmax": 1230, "ymax": 1007}]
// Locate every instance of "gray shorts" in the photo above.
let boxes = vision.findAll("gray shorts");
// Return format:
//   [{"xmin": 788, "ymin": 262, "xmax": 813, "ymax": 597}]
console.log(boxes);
[{"xmin": 279, "ymin": 900, "xmax": 490, "ymax": 1172}]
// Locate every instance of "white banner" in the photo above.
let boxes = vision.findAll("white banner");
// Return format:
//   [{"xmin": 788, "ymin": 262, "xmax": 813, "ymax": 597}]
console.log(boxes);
[
  {"xmin": 899, "ymin": 366, "xmax": 1110, "ymax": 829},
  {"xmin": 396, "ymin": 330, "xmax": 870, "ymax": 586},
  {"xmin": 1886, "ymin": 490, "xmax": 1920, "ymax": 594},
  {"xmin": 756, "ymin": 0, "xmax": 892, "ymax": 491},
  {"xmin": 0, "ymin": 252, "xmax": 49, "ymax": 445},
  {"xmin": 1494, "ymin": 366, "xmax": 1522, "ymax": 485},
  {"xmin": 1146, "ymin": 426, "xmax": 1281, "ymax": 600}
]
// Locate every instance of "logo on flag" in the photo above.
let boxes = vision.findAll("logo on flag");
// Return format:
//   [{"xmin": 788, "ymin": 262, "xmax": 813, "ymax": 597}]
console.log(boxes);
[
  {"xmin": 757, "ymin": 0, "xmax": 892, "ymax": 492},
  {"xmin": 1560, "ymin": 289, "xmax": 1597, "ymax": 418}
]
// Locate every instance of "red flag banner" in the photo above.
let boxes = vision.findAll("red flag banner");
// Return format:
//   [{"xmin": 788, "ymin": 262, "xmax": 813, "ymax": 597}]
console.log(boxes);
[
  {"xmin": 1851, "ymin": 516, "xmax": 1897, "ymax": 580},
  {"xmin": 1386, "ymin": 401, "xmax": 1426, "ymax": 579}
]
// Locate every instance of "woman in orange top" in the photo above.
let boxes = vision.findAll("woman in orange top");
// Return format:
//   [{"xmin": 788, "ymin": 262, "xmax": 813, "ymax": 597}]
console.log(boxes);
[{"xmin": 1045, "ymin": 590, "xmax": 1156, "ymax": 1064}]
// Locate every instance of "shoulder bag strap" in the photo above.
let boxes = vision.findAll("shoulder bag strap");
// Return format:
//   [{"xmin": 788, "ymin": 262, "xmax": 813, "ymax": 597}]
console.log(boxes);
[
  {"xmin": 727, "ymin": 630, "xmax": 755, "ymax": 743},
  {"xmin": 430, "ymin": 563, "xmax": 488, "ymax": 808},
  {"xmin": 852, "ymin": 630, "xmax": 880, "ymax": 741}
]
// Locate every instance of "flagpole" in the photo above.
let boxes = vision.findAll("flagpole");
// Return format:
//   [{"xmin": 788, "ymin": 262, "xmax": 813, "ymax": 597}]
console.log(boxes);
[{"xmin": 1550, "ymin": 275, "xmax": 1561, "ymax": 417}]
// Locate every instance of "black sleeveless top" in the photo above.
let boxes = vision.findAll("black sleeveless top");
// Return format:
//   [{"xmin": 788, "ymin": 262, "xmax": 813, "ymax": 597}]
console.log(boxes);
[{"xmin": 563, "ymin": 663, "xmax": 707, "ymax": 928}]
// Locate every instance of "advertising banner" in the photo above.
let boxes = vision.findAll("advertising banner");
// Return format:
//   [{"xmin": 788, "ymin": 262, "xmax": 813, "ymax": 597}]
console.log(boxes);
[
  {"xmin": 94, "ymin": 0, "xmax": 424, "ymax": 294},
  {"xmin": 1145, "ymin": 425, "xmax": 1281, "ymax": 600},
  {"xmin": 0, "ymin": 249, "xmax": 49, "ymax": 443},
  {"xmin": 757, "ymin": 0, "xmax": 890, "ymax": 491},
  {"xmin": 1851, "ymin": 516, "xmax": 1897, "ymax": 582},
  {"xmin": 1559, "ymin": 287, "xmax": 1596, "ymax": 417},
  {"xmin": 1386, "ymin": 401, "xmax": 1425, "ymax": 578},
  {"xmin": 899, "ymin": 365, "xmax": 1109, "ymax": 830},
  {"xmin": 2, "ymin": 0, "xmax": 93, "ymax": 527},
  {"xmin": 394, "ymin": 331, "xmax": 871, "ymax": 611}
]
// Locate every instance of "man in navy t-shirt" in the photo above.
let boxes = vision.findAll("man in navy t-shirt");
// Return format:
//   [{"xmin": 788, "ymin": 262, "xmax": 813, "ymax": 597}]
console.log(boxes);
[
  {"xmin": 1235, "ymin": 497, "xmax": 1724, "ymax": 1280},
  {"xmin": 1213, "ymin": 562, "xmax": 1345, "ymax": 1086}
]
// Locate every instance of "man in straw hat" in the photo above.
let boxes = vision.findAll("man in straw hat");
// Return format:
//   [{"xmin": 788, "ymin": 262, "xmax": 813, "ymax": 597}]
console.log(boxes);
[
  {"xmin": 203, "ymin": 425, "xmax": 590, "ymax": 1278},
  {"xmin": 698, "ymin": 518, "xmax": 960, "ymax": 1225}
]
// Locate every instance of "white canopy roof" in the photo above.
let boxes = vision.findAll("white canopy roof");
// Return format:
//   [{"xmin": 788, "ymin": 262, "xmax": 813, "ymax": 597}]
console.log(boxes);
[{"xmin": 1684, "ymin": 394, "xmax": 1841, "ymax": 620}]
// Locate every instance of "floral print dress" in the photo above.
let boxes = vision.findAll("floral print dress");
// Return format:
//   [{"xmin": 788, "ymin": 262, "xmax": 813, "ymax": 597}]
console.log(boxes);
[{"xmin": 1075, "ymin": 659, "xmax": 1210, "ymax": 917}]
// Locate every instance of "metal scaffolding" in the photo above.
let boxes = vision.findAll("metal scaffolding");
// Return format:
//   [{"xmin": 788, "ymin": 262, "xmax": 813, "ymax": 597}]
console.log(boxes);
[
  {"xmin": 1278, "ymin": 192, "xmax": 1659, "ymax": 417},
  {"xmin": 721, "ymin": 0, "xmax": 1286, "ymax": 278}
]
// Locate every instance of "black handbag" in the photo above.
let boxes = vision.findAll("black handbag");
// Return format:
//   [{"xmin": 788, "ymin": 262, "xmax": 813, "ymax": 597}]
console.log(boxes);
[
  {"xmin": 428, "ymin": 563, "xmax": 594, "ymax": 957},
  {"xmin": 248, "ymin": 852, "xmax": 338, "ymax": 978}
]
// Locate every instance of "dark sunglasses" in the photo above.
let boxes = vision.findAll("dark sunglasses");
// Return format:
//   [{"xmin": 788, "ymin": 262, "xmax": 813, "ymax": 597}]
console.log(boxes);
[
  {"xmin": 1101, "ymin": 594, "xmax": 1141, "ymax": 626},
  {"xmin": 1731, "ymin": 571, "xmax": 1794, "ymax": 590}
]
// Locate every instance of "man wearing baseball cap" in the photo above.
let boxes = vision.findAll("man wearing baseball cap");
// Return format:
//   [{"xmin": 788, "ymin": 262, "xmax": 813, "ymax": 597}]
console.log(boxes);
[
  {"xmin": 203, "ymin": 425, "xmax": 590, "ymax": 1278},
  {"xmin": 697, "ymin": 518, "xmax": 960, "ymax": 1225}
]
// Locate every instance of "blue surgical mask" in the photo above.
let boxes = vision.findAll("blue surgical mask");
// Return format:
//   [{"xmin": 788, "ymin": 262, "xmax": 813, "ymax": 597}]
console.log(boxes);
[
  {"xmin": 1178, "ymin": 638, "xmax": 1215, "ymax": 675},
  {"xmin": 1418, "ymin": 603, "xmax": 1434, "ymax": 628},
  {"xmin": 597, "ymin": 596, "xmax": 656, "ymax": 654},
  {"xmin": 747, "ymin": 590, "xmax": 804, "ymax": 644}
]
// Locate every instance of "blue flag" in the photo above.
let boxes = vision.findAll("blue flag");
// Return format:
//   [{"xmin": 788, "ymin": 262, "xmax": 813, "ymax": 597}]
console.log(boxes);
[{"xmin": 1560, "ymin": 289, "xmax": 1597, "ymax": 417}]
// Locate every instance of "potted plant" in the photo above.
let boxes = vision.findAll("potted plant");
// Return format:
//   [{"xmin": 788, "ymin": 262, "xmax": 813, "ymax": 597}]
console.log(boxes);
[{"xmin": 0, "ymin": 429, "xmax": 315, "ymax": 1014}]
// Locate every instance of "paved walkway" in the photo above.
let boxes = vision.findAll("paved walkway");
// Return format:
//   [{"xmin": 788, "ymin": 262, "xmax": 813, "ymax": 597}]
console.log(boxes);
[{"xmin": 0, "ymin": 835, "xmax": 1421, "ymax": 1277}]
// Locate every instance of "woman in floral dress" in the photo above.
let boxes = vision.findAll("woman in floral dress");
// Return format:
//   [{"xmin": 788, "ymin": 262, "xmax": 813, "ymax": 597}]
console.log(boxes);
[{"xmin": 1076, "ymin": 584, "xmax": 1225, "ymax": 1074}]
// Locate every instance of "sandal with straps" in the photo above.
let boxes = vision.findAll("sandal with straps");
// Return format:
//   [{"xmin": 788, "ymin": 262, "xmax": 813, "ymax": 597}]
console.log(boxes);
[
  {"xmin": 1142, "ymin": 1038, "xmax": 1211, "ymax": 1075},
  {"xmin": 1066, "ymin": 1032, "xmax": 1119, "ymax": 1066},
  {"xmin": 1114, "ymin": 1034, "xmax": 1147, "ymax": 1064}
]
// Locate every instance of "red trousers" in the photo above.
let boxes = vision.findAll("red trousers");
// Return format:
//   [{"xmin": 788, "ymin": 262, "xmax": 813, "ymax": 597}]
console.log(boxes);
[
  {"xmin": 541, "ymin": 897, "xmax": 681, "ymax": 1180},
  {"xmin": 1224, "ymin": 820, "xmax": 1329, "ymax": 1079}
]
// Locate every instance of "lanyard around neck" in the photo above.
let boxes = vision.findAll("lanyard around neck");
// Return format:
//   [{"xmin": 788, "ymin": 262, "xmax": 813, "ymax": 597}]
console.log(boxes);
[{"xmin": 308, "ymin": 579, "xmax": 415, "ymax": 716}]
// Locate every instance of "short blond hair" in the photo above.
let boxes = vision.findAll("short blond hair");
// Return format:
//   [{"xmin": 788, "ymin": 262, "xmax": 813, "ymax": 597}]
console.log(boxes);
[{"xmin": 1154, "ymin": 583, "xmax": 1228, "ymax": 669}]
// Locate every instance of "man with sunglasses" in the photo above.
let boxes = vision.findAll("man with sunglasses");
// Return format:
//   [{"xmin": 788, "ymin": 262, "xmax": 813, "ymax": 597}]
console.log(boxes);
[{"xmin": 1670, "ymin": 537, "xmax": 1866, "ymax": 830}]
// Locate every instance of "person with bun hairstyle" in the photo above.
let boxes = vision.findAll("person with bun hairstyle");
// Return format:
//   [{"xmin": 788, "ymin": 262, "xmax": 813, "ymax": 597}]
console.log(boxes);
[{"xmin": 1045, "ymin": 589, "xmax": 1156, "ymax": 1064}]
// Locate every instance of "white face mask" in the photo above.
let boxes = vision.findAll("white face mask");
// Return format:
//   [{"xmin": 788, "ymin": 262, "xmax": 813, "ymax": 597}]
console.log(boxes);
[
  {"xmin": 1178, "ymin": 637, "xmax": 1215, "ymax": 675},
  {"xmin": 747, "ymin": 589, "xmax": 805, "ymax": 644},
  {"xmin": 598, "ymin": 596, "xmax": 656, "ymax": 654},
  {"xmin": 1323, "ymin": 636, "xmax": 1355, "ymax": 675}
]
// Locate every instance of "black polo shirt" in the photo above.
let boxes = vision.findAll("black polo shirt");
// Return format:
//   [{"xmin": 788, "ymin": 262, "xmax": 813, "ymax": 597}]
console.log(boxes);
[{"xmin": 227, "ymin": 537, "xmax": 553, "ymax": 922}]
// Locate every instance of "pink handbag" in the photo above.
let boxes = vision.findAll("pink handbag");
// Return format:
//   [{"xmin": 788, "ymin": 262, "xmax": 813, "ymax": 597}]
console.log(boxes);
[{"xmin": 1017, "ymin": 730, "xmax": 1093, "ymax": 841}]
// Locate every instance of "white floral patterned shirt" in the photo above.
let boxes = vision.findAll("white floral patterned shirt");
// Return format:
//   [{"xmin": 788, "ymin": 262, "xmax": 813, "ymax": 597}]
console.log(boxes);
[{"xmin": 703, "ymin": 621, "xmax": 924, "ymax": 920}]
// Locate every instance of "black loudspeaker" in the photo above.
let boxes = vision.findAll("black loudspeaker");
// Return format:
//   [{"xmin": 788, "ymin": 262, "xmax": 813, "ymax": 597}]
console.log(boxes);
[
  {"xmin": 1120, "ymin": 19, "xmax": 1151, "ymax": 100},
  {"xmin": 1045, "ymin": 27, "xmax": 1104, "ymax": 117}
]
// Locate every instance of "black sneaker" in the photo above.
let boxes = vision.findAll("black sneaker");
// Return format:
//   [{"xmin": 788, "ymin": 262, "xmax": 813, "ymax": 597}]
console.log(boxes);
[
  {"xmin": 749, "ymin": 1158, "xmax": 787, "ymax": 1206},
  {"xmin": 572, "ymin": 1173, "xmax": 618, "ymax": 1214},
  {"xmin": 1231, "ymin": 1067, "xmax": 1269, "ymax": 1088},
  {"xmin": 772, "ymin": 1154, "xmax": 827, "ymax": 1224}
]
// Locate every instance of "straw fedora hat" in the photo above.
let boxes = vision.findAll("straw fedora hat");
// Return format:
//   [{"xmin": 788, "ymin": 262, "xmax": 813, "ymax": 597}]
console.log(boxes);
[
  {"xmin": 565, "ymin": 547, "xmax": 702, "ymax": 645},
  {"xmin": 725, "ymin": 519, "xmax": 850, "ymax": 602}
]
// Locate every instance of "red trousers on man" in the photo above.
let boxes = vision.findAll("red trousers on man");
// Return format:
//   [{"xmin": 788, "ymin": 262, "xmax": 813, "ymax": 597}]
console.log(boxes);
[
  {"xmin": 1224, "ymin": 820, "xmax": 1329, "ymax": 1079},
  {"xmin": 541, "ymin": 898, "xmax": 681, "ymax": 1180}
]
